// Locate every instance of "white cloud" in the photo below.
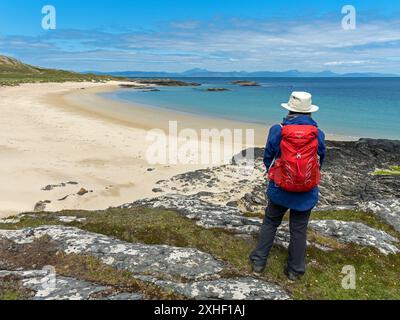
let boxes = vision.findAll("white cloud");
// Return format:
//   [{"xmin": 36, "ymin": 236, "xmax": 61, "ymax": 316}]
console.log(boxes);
[
  {"xmin": 324, "ymin": 60, "xmax": 371, "ymax": 66},
  {"xmin": 1, "ymin": 17, "xmax": 400, "ymax": 73}
]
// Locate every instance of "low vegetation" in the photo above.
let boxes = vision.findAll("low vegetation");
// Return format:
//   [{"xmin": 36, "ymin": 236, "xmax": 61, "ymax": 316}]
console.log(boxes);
[
  {"xmin": 374, "ymin": 165, "xmax": 400, "ymax": 176},
  {"xmin": 0, "ymin": 55, "xmax": 120, "ymax": 86},
  {"xmin": 0, "ymin": 276, "xmax": 34, "ymax": 300},
  {"xmin": 1, "ymin": 207, "xmax": 399, "ymax": 300}
]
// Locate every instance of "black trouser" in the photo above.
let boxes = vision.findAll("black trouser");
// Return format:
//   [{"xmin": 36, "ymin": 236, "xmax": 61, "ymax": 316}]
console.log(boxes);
[{"xmin": 249, "ymin": 199, "xmax": 312, "ymax": 275}]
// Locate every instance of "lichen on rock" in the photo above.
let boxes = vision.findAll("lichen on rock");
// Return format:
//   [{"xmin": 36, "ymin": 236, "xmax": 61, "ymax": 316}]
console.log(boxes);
[
  {"xmin": 0, "ymin": 270, "xmax": 143, "ymax": 300},
  {"xmin": 0, "ymin": 225, "xmax": 224, "ymax": 280}
]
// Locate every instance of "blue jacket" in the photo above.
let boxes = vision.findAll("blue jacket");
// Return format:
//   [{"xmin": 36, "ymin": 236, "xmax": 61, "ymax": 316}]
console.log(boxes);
[{"xmin": 264, "ymin": 115, "xmax": 326, "ymax": 212}]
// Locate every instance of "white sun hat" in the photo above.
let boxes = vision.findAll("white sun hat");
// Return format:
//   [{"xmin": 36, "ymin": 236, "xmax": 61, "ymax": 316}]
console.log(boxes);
[{"xmin": 281, "ymin": 91, "xmax": 319, "ymax": 113}]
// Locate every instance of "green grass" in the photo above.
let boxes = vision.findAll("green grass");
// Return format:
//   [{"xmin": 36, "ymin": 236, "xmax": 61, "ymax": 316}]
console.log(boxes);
[
  {"xmin": 374, "ymin": 165, "xmax": 400, "ymax": 176},
  {"xmin": 0, "ymin": 55, "xmax": 122, "ymax": 86},
  {"xmin": 0, "ymin": 71, "xmax": 118, "ymax": 86},
  {"xmin": 1, "ymin": 207, "xmax": 400, "ymax": 300},
  {"xmin": 0, "ymin": 277, "xmax": 34, "ymax": 300},
  {"xmin": 0, "ymin": 290, "xmax": 24, "ymax": 300}
]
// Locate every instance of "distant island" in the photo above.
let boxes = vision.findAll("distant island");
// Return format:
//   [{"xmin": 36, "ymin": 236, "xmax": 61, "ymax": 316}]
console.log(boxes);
[{"xmin": 88, "ymin": 68, "xmax": 399, "ymax": 78}]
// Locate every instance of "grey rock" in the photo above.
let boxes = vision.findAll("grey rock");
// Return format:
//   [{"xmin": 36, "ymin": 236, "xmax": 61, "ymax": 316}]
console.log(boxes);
[
  {"xmin": 0, "ymin": 228, "xmax": 291, "ymax": 300},
  {"xmin": 57, "ymin": 216, "xmax": 87, "ymax": 223},
  {"xmin": 42, "ymin": 183, "xmax": 65, "ymax": 191},
  {"xmin": 358, "ymin": 198, "xmax": 400, "ymax": 232},
  {"xmin": 34, "ymin": 200, "xmax": 51, "ymax": 212},
  {"xmin": 314, "ymin": 139, "xmax": 400, "ymax": 206},
  {"xmin": 205, "ymin": 88, "xmax": 230, "ymax": 92},
  {"xmin": 154, "ymin": 161, "xmax": 264, "ymax": 212},
  {"xmin": 233, "ymin": 139, "xmax": 400, "ymax": 214},
  {"xmin": 77, "ymin": 188, "xmax": 89, "ymax": 196},
  {"xmin": 0, "ymin": 217, "xmax": 21, "ymax": 224},
  {"xmin": 122, "ymin": 195, "xmax": 262, "ymax": 233},
  {"xmin": 309, "ymin": 220, "xmax": 399, "ymax": 255},
  {"xmin": 122, "ymin": 195, "xmax": 399, "ymax": 254},
  {"xmin": 136, "ymin": 276, "xmax": 290, "ymax": 300},
  {"xmin": 58, "ymin": 195, "xmax": 69, "ymax": 201},
  {"xmin": 41, "ymin": 182, "xmax": 78, "ymax": 191},
  {"xmin": 226, "ymin": 201, "xmax": 239, "ymax": 208},
  {"xmin": 132, "ymin": 79, "xmax": 201, "ymax": 87},
  {"xmin": 0, "ymin": 226, "xmax": 224, "ymax": 280},
  {"xmin": 231, "ymin": 80, "xmax": 260, "ymax": 87},
  {"xmin": 102, "ymin": 292, "xmax": 143, "ymax": 300},
  {"xmin": 0, "ymin": 270, "xmax": 143, "ymax": 300}
]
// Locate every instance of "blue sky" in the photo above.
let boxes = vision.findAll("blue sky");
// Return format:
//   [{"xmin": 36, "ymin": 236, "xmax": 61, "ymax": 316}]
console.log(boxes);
[{"xmin": 1, "ymin": 0, "xmax": 400, "ymax": 73}]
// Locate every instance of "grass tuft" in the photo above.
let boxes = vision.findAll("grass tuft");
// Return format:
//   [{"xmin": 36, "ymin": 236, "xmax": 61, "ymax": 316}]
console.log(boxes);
[{"xmin": 374, "ymin": 165, "xmax": 400, "ymax": 176}]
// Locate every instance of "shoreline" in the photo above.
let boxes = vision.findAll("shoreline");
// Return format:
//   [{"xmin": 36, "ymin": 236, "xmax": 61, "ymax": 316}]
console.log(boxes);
[
  {"xmin": 60, "ymin": 84, "xmax": 269, "ymax": 146},
  {"xmin": 61, "ymin": 83, "xmax": 358, "ymax": 144},
  {"xmin": 0, "ymin": 80, "xmax": 359, "ymax": 218}
]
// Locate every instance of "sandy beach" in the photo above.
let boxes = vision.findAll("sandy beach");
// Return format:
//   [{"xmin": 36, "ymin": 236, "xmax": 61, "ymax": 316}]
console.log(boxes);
[
  {"xmin": 0, "ymin": 81, "xmax": 355, "ymax": 218},
  {"xmin": 0, "ymin": 81, "xmax": 260, "ymax": 218}
]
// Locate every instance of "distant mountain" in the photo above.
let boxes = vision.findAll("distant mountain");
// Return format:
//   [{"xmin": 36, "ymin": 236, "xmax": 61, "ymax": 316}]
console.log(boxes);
[
  {"xmin": 86, "ymin": 68, "xmax": 399, "ymax": 78},
  {"xmin": 0, "ymin": 55, "xmax": 43, "ymax": 73}
]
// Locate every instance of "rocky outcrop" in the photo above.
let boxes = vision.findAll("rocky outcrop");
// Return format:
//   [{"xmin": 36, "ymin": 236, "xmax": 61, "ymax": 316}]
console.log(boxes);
[
  {"xmin": 131, "ymin": 79, "xmax": 201, "ymax": 87},
  {"xmin": 119, "ymin": 84, "xmax": 161, "ymax": 92},
  {"xmin": 231, "ymin": 80, "xmax": 260, "ymax": 87},
  {"xmin": 0, "ymin": 226, "xmax": 291, "ymax": 300},
  {"xmin": 0, "ymin": 218, "xmax": 21, "ymax": 224},
  {"xmin": 0, "ymin": 226, "xmax": 224, "ymax": 281},
  {"xmin": 57, "ymin": 216, "xmax": 87, "ymax": 223},
  {"xmin": 41, "ymin": 181, "xmax": 78, "ymax": 191},
  {"xmin": 205, "ymin": 88, "xmax": 230, "ymax": 92},
  {"xmin": 236, "ymin": 139, "xmax": 400, "ymax": 212},
  {"xmin": 0, "ymin": 270, "xmax": 143, "ymax": 300},
  {"xmin": 154, "ymin": 162, "xmax": 264, "ymax": 212},
  {"xmin": 318, "ymin": 139, "xmax": 400, "ymax": 206},
  {"xmin": 123, "ymin": 195, "xmax": 261, "ymax": 234},
  {"xmin": 308, "ymin": 220, "xmax": 399, "ymax": 255},
  {"xmin": 136, "ymin": 276, "xmax": 290, "ymax": 300},
  {"xmin": 122, "ymin": 195, "xmax": 399, "ymax": 254},
  {"xmin": 34, "ymin": 200, "xmax": 51, "ymax": 212},
  {"xmin": 358, "ymin": 198, "xmax": 400, "ymax": 232},
  {"xmin": 154, "ymin": 139, "xmax": 399, "ymax": 232}
]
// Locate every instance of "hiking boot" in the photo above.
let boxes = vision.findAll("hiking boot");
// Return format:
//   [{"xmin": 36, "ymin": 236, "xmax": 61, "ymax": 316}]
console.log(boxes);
[
  {"xmin": 284, "ymin": 267, "xmax": 302, "ymax": 282},
  {"xmin": 251, "ymin": 263, "xmax": 266, "ymax": 275}
]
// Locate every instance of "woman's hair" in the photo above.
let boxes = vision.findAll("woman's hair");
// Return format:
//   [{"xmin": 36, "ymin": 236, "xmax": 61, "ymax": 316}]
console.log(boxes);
[{"xmin": 289, "ymin": 111, "xmax": 311, "ymax": 116}]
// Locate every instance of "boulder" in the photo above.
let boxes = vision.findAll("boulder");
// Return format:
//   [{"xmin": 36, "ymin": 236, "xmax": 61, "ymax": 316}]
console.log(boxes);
[{"xmin": 77, "ymin": 188, "xmax": 89, "ymax": 196}]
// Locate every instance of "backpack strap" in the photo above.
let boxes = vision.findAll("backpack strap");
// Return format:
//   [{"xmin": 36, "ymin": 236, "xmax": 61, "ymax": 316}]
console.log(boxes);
[{"xmin": 268, "ymin": 124, "xmax": 284, "ymax": 172}]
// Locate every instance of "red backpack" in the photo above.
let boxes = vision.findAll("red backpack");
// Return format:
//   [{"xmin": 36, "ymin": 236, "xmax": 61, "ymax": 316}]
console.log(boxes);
[{"xmin": 268, "ymin": 125, "xmax": 321, "ymax": 193}]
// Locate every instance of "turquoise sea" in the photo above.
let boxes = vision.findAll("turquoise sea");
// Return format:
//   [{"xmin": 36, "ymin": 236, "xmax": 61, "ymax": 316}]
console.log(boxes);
[{"xmin": 101, "ymin": 78, "xmax": 400, "ymax": 139}]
